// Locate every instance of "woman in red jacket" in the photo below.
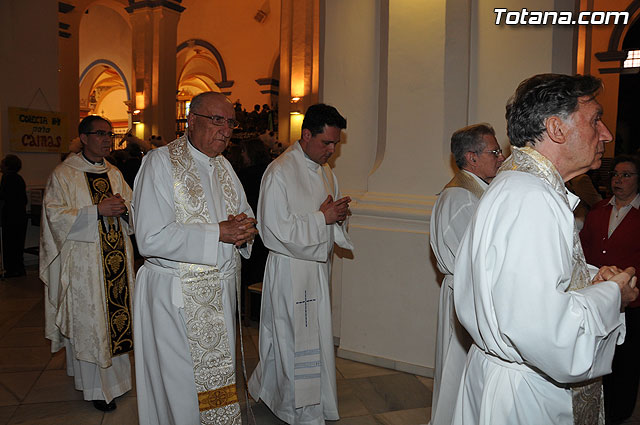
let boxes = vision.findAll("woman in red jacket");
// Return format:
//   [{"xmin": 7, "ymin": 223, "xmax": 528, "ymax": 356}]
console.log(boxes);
[{"xmin": 581, "ymin": 154, "xmax": 640, "ymax": 425}]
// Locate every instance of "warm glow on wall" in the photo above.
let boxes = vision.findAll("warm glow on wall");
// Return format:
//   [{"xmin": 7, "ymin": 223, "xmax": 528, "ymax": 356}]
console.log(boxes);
[
  {"xmin": 290, "ymin": 113, "xmax": 304, "ymax": 142},
  {"xmin": 135, "ymin": 92, "xmax": 145, "ymax": 110}
]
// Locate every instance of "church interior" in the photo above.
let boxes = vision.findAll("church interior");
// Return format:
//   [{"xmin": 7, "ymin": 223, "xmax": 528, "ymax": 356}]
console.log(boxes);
[{"xmin": 1, "ymin": 0, "xmax": 640, "ymax": 423}]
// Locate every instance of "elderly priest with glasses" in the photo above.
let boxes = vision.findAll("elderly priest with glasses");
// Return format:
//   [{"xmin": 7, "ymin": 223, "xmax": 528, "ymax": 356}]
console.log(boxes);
[
  {"xmin": 132, "ymin": 91, "xmax": 258, "ymax": 425},
  {"xmin": 40, "ymin": 115, "xmax": 135, "ymax": 412}
]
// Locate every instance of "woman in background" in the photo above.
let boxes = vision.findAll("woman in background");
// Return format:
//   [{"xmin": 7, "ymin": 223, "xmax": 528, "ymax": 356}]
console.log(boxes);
[{"xmin": 580, "ymin": 154, "xmax": 640, "ymax": 425}]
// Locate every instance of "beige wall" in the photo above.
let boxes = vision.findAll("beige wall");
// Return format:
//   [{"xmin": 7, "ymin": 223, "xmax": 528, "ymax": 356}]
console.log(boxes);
[
  {"xmin": 324, "ymin": 0, "xmax": 577, "ymax": 375},
  {"xmin": 0, "ymin": 0, "xmax": 61, "ymax": 188}
]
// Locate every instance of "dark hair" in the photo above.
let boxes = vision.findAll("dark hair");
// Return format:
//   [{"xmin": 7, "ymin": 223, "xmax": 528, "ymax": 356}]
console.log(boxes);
[
  {"xmin": 506, "ymin": 74, "xmax": 602, "ymax": 147},
  {"xmin": 240, "ymin": 138, "xmax": 271, "ymax": 167},
  {"xmin": 78, "ymin": 115, "xmax": 111, "ymax": 135},
  {"xmin": 301, "ymin": 104, "xmax": 346, "ymax": 137},
  {"xmin": 451, "ymin": 123, "xmax": 495, "ymax": 169},
  {"xmin": 1, "ymin": 154, "xmax": 22, "ymax": 173},
  {"xmin": 612, "ymin": 154, "xmax": 640, "ymax": 193}
]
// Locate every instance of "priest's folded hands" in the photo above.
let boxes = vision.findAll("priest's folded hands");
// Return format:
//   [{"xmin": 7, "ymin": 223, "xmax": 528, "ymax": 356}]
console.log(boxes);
[
  {"xmin": 592, "ymin": 265, "xmax": 638, "ymax": 311},
  {"xmin": 97, "ymin": 193, "xmax": 128, "ymax": 217},
  {"xmin": 320, "ymin": 194, "xmax": 351, "ymax": 224},
  {"xmin": 219, "ymin": 212, "xmax": 258, "ymax": 247}
]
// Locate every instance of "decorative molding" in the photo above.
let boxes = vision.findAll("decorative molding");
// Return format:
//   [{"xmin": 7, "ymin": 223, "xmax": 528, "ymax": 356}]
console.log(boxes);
[
  {"xmin": 337, "ymin": 347, "xmax": 433, "ymax": 378},
  {"xmin": 58, "ymin": 31, "xmax": 71, "ymax": 38},
  {"xmin": 58, "ymin": 2, "xmax": 74, "ymax": 13},
  {"xmin": 595, "ymin": 51, "xmax": 627, "ymax": 62},
  {"xmin": 79, "ymin": 59, "xmax": 131, "ymax": 101},
  {"xmin": 215, "ymin": 80, "xmax": 234, "ymax": 89},
  {"xmin": 260, "ymin": 89, "xmax": 278, "ymax": 95},
  {"xmin": 125, "ymin": 0, "xmax": 185, "ymax": 13},
  {"xmin": 177, "ymin": 39, "xmax": 229, "ymax": 83},
  {"xmin": 345, "ymin": 191, "xmax": 435, "ymax": 234},
  {"xmin": 255, "ymin": 78, "xmax": 279, "ymax": 87},
  {"xmin": 58, "ymin": 22, "xmax": 70, "ymax": 30}
]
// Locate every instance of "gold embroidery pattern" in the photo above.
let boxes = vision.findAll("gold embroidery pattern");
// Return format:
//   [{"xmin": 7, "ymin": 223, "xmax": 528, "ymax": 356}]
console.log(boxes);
[
  {"xmin": 168, "ymin": 137, "xmax": 241, "ymax": 424},
  {"xmin": 198, "ymin": 384, "xmax": 239, "ymax": 411},
  {"xmin": 443, "ymin": 171, "xmax": 486, "ymax": 200},
  {"xmin": 84, "ymin": 172, "xmax": 133, "ymax": 356},
  {"xmin": 501, "ymin": 147, "xmax": 603, "ymax": 425}
]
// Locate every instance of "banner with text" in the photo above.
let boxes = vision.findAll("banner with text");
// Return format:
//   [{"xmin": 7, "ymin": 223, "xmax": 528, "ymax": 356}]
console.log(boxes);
[{"xmin": 8, "ymin": 107, "xmax": 69, "ymax": 153}]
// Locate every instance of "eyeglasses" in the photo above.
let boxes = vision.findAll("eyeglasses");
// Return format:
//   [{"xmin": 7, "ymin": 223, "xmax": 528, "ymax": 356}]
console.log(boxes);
[
  {"xmin": 84, "ymin": 130, "xmax": 116, "ymax": 139},
  {"xmin": 483, "ymin": 148, "xmax": 503, "ymax": 158},
  {"xmin": 609, "ymin": 171, "xmax": 638, "ymax": 179},
  {"xmin": 192, "ymin": 113, "xmax": 239, "ymax": 129}
]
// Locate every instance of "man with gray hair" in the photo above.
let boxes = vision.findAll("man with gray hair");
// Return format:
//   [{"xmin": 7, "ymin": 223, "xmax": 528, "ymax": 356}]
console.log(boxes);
[
  {"xmin": 429, "ymin": 123, "xmax": 504, "ymax": 425},
  {"xmin": 133, "ymin": 91, "xmax": 258, "ymax": 424},
  {"xmin": 452, "ymin": 74, "xmax": 638, "ymax": 424}
]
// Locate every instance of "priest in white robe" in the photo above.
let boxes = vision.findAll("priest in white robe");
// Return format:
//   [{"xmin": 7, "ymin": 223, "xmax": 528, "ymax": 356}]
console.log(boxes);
[
  {"xmin": 452, "ymin": 73, "xmax": 638, "ymax": 425},
  {"xmin": 429, "ymin": 123, "xmax": 504, "ymax": 425},
  {"xmin": 40, "ymin": 115, "xmax": 134, "ymax": 412},
  {"xmin": 248, "ymin": 103, "xmax": 353, "ymax": 425},
  {"xmin": 132, "ymin": 92, "xmax": 257, "ymax": 425}
]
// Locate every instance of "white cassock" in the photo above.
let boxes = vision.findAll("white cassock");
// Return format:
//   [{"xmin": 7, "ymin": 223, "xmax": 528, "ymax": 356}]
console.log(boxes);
[
  {"xmin": 429, "ymin": 170, "xmax": 486, "ymax": 425},
  {"xmin": 248, "ymin": 141, "xmax": 353, "ymax": 425},
  {"xmin": 452, "ymin": 160, "xmax": 625, "ymax": 425},
  {"xmin": 40, "ymin": 153, "xmax": 134, "ymax": 402},
  {"xmin": 132, "ymin": 140, "xmax": 253, "ymax": 425}
]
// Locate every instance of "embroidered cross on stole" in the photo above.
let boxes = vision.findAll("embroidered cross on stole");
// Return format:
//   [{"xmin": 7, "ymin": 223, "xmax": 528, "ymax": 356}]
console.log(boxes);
[
  {"xmin": 168, "ymin": 136, "xmax": 241, "ymax": 425},
  {"xmin": 500, "ymin": 146, "xmax": 604, "ymax": 425},
  {"xmin": 84, "ymin": 172, "xmax": 133, "ymax": 356}
]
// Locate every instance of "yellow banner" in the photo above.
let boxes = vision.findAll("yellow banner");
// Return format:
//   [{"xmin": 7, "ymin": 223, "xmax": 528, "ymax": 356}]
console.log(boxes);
[{"xmin": 8, "ymin": 107, "xmax": 69, "ymax": 153}]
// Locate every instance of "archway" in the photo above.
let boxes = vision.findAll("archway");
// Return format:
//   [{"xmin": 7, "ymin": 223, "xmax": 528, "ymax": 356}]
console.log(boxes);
[{"xmin": 615, "ymin": 19, "xmax": 640, "ymax": 156}]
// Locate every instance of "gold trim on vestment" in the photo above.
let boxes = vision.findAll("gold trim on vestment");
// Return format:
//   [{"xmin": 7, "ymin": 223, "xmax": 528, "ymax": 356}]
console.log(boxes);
[
  {"xmin": 168, "ymin": 136, "xmax": 241, "ymax": 424},
  {"xmin": 84, "ymin": 172, "xmax": 133, "ymax": 356},
  {"xmin": 442, "ymin": 170, "xmax": 486, "ymax": 200},
  {"xmin": 500, "ymin": 146, "xmax": 604, "ymax": 425},
  {"xmin": 198, "ymin": 384, "xmax": 239, "ymax": 411}
]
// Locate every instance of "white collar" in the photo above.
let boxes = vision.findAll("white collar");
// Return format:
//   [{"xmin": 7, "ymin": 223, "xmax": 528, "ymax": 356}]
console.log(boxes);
[{"xmin": 609, "ymin": 193, "xmax": 640, "ymax": 210}]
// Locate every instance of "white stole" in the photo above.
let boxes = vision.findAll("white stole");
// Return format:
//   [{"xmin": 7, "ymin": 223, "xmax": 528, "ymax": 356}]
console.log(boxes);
[{"xmin": 287, "ymin": 143, "xmax": 345, "ymax": 408}]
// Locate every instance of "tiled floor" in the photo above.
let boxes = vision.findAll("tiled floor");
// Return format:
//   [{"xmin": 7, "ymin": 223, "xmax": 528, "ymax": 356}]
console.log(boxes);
[{"xmin": 0, "ymin": 268, "xmax": 433, "ymax": 425}]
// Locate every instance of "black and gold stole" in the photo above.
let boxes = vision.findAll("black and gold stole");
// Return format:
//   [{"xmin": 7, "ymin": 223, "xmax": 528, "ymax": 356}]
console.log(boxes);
[{"xmin": 85, "ymin": 172, "xmax": 133, "ymax": 356}]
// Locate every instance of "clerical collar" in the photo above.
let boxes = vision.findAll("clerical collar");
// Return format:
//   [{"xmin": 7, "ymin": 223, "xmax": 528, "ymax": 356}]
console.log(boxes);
[
  {"xmin": 297, "ymin": 141, "xmax": 321, "ymax": 170},
  {"xmin": 82, "ymin": 151, "xmax": 105, "ymax": 166}
]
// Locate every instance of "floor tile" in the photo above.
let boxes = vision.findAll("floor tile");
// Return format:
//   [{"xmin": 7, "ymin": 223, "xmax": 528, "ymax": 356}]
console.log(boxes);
[
  {"xmin": 12, "ymin": 301, "xmax": 44, "ymax": 328},
  {"xmin": 22, "ymin": 370, "xmax": 83, "ymax": 404},
  {"xmin": 337, "ymin": 380, "xmax": 369, "ymax": 418},
  {"xmin": 416, "ymin": 376, "xmax": 434, "ymax": 395},
  {"xmin": 242, "ymin": 401, "xmax": 286, "ymax": 424},
  {"xmin": 101, "ymin": 395, "xmax": 138, "ymax": 425},
  {"xmin": 0, "ymin": 328, "xmax": 47, "ymax": 348},
  {"xmin": 335, "ymin": 415, "xmax": 384, "ymax": 425},
  {"xmin": 350, "ymin": 373, "xmax": 431, "ymax": 415},
  {"xmin": 0, "ymin": 406, "xmax": 17, "ymax": 425},
  {"xmin": 44, "ymin": 350, "xmax": 65, "ymax": 371},
  {"xmin": 335, "ymin": 357, "xmax": 396, "ymax": 379},
  {"xmin": 0, "ymin": 385, "xmax": 18, "ymax": 408},
  {"xmin": 8, "ymin": 400, "xmax": 103, "ymax": 425},
  {"xmin": 0, "ymin": 372, "xmax": 40, "ymax": 404},
  {"xmin": 0, "ymin": 347, "xmax": 51, "ymax": 373},
  {"xmin": 374, "ymin": 407, "xmax": 430, "ymax": 425}
]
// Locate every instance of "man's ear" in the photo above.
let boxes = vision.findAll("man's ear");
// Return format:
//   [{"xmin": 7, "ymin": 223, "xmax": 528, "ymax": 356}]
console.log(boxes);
[
  {"xmin": 79, "ymin": 133, "xmax": 88, "ymax": 147},
  {"xmin": 464, "ymin": 151, "xmax": 477, "ymax": 167},
  {"xmin": 545, "ymin": 116, "xmax": 566, "ymax": 144},
  {"xmin": 301, "ymin": 128, "xmax": 312, "ymax": 142}
]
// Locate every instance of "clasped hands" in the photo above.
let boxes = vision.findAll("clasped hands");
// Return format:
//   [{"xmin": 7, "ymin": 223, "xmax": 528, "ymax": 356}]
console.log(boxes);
[
  {"xmin": 320, "ymin": 195, "xmax": 351, "ymax": 225},
  {"xmin": 219, "ymin": 213, "xmax": 258, "ymax": 247},
  {"xmin": 97, "ymin": 193, "xmax": 127, "ymax": 217},
  {"xmin": 593, "ymin": 265, "xmax": 638, "ymax": 311}
]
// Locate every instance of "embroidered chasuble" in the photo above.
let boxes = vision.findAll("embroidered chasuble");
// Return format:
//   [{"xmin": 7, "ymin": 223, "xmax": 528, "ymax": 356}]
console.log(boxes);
[
  {"xmin": 168, "ymin": 137, "xmax": 241, "ymax": 424},
  {"xmin": 442, "ymin": 170, "xmax": 486, "ymax": 200},
  {"xmin": 84, "ymin": 172, "xmax": 133, "ymax": 356},
  {"xmin": 501, "ymin": 146, "xmax": 604, "ymax": 425}
]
